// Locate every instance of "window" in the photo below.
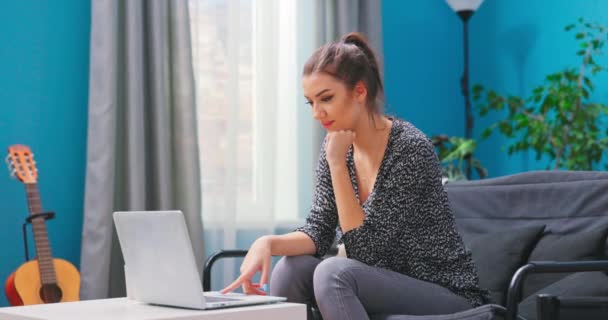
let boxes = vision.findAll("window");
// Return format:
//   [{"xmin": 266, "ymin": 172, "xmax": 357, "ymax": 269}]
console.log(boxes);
[{"xmin": 189, "ymin": 0, "xmax": 316, "ymax": 230}]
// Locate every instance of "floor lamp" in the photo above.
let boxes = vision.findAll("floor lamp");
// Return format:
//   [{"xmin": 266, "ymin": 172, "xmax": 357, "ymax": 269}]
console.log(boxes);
[{"xmin": 446, "ymin": 0, "xmax": 484, "ymax": 179}]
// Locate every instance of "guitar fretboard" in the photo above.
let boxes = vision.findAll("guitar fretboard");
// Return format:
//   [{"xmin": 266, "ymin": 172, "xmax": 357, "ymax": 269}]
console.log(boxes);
[{"xmin": 25, "ymin": 183, "xmax": 57, "ymax": 285}]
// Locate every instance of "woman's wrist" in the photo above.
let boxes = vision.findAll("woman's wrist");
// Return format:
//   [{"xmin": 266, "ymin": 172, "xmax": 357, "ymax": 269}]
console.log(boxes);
[
  {"xmin": 327, "ymin": 159, "xmax": 348, "ymax": 172},
  {"xmin": 256, "ymin": 235, "xmax": 276, "ymax": 253}
]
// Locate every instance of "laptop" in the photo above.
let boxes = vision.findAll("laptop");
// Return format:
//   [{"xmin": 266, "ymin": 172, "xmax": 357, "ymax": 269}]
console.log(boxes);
[{"xmin": 113, "ymin": 210, "xmax": 286, "ymax": 310}]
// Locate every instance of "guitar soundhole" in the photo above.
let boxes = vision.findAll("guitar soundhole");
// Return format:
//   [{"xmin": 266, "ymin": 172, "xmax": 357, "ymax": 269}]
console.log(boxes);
[{"xmin": 39, "ymin": 284, "xmax": 63, "ymax": 303}]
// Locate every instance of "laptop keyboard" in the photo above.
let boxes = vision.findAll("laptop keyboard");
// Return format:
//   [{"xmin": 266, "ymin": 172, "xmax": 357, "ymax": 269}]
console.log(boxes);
[{"xmin": 205, "ymin": 296, "xmax": 241, "ymax": 303}]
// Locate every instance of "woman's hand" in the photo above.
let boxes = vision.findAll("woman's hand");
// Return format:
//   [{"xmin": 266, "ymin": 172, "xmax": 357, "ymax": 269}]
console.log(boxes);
[
  {"xmin": 220, "ymin": 236, "xmax": 272, "ymax": 295},
  {"xmin": 325, "ymin": 130, "xmax": 356, "ymax": 168}
]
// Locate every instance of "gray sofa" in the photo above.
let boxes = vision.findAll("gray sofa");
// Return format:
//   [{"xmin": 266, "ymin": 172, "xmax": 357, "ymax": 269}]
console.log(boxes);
[
  {"xmin": 204, "ymin": 170, "xmax": 608, "ymax": 320},
  {"xmin": 440, "ymin": 170, "xmax": 608, "ymax": 320}
]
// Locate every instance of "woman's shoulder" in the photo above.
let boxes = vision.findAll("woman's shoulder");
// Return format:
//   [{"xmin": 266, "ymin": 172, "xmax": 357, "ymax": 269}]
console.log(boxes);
[{"xmin": 390, "ymin": 117, "xmax": 434, "ymax": 153}]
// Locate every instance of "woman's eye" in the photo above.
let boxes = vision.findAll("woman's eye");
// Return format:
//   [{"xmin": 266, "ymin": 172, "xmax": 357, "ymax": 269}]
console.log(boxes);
[
  {"xmin": 321, "ymin": 96, "xmax": 333, "ymax": 102},
  {"xmin": 305, "ymin": 101, "xmax": 312, "ymax": 106}
]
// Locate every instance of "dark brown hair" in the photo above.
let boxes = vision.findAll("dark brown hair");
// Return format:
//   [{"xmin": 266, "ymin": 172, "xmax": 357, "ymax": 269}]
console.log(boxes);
[{"xmin": 303, "ymin": 32, "xmax": 385, "ymax": 123}]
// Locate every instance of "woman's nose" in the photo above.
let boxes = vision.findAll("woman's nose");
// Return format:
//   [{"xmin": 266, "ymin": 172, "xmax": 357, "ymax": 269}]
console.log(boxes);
[{"xmin": 312, "ymin": 105, "xmax": 325, "ymax": 120}]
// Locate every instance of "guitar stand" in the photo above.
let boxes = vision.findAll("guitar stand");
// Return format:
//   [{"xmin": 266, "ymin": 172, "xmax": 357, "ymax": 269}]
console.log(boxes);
[{"xmin": 22, "ymin": 211, "xmax": 55, "ymax": 261}]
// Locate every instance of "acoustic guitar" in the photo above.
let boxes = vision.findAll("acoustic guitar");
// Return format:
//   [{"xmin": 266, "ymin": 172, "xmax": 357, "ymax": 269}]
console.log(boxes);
[{"xmin": 4, "ymin": 145, "xmax": 80, "ymax": 305}]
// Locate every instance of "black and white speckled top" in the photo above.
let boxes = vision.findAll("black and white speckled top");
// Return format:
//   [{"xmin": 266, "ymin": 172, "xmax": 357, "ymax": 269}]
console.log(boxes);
[{"xmin": 295, "ymin": 117, "xmax": 489, "ymax": 307}]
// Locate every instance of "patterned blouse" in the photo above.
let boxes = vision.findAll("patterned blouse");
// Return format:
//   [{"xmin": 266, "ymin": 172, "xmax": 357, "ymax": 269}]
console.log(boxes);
[{"xmin": 295, "ymin": 117, "xmax": 489, "ymax": 307}]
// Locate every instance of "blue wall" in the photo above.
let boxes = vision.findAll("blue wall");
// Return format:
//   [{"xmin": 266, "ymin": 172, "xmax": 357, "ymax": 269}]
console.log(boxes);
[
  {"xmin": 383, "ymin": 0, "xmax": 464, "ymax": 139},
  {"xmin": 0, "ymin": 1, "xmax": 90, "ymax": 307},
  {"xmin": 384, "ymin": 0, "xmax": 608, "ymax": 177}
]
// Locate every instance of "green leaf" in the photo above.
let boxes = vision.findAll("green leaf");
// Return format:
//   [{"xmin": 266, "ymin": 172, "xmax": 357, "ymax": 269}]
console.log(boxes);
[
  {"xmin": 576, "ymin": 32, "xmax": 585, "ymax": 39},
  {"xmin": 533, "ymin": 86, "xmax": 544, "ymax": 95},
  {"xmin": 479, "ymin": 106, "xmax": 489, "ymax": 117},
  {"xmin": 584, "ymin": 76, "xmax": 594, "ymax": 91},
  {"xmin": 558, "ymin": 99, "xmax": 573, "ymax": 110},
  {"xmin": 591, "ymin": 65, "xmax": 603, "ymax": 75},
  {"xmin": 472, "ymin": 84, "xmax": 483, "ymax": 95},
  {"xmin": 499, "ymin": 121, "xmax": 514, "ymax": 137},
  {"xmin": 577, "ymin": 49, "xmax": 586, "ymax": 56},
  {"xmin": 565, "ymin": 24, "xmax": 575, "ymax": 31},
  {"xmin": 442, "ymin": 139, "xmax": 477, "ymax": 162},
  {"xmin": 481, "ymin": 127, "xmax": 493, "ymax": 139}
]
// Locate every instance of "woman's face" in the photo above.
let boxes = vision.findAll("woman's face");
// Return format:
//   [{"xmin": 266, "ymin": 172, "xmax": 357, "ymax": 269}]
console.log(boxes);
[{"xmin": 303, "ymin": 72, "xmax": 367, "ymax": 131}]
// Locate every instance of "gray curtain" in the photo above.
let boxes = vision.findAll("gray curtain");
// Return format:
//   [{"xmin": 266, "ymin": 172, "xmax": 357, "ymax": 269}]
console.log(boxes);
[
  {"xmin": 311, "ymin": 0, "xmax": 384, "ymax": 165},
  {"xmin": 80, "ymin": 0, "xmax": 204, "ymax": 300}
]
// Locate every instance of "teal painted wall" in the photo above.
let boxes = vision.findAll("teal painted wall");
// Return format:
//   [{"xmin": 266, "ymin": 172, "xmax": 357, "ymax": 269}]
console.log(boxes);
[
  {"xmin": 383, "ymin": 0, "xmax": 464, "ymax": 140},
  {"xmin": 383, "ymin": 0, "xmax": 608, "ymax": 177},
  {"xmin": 0, "ymin": 1, "xmax": 90, "ymax": 306}
]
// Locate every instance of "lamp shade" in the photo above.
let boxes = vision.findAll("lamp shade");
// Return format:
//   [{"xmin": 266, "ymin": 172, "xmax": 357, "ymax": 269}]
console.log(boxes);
[{"xmin": 446, "ymin": 0, "xmax": 484, "ymax": 12}]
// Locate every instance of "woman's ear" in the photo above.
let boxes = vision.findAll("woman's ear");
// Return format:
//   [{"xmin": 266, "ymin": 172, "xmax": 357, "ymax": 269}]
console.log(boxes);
[{"xmin": 354, "ymin": 81, "xmax": 367, "ymax": 102}]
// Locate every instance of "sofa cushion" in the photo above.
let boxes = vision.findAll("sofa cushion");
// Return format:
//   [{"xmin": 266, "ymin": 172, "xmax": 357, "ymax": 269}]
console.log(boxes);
[
  {"xmin": 522, "ymin": 223, "xmax": 608, "ymax": 298},
  {"xmin": 464, "ymin": 225, "xmax": 545, "ymax": 305},
  {"xmin": 518, "ymin": 271, "xmax": 608, "ymax": 320}
]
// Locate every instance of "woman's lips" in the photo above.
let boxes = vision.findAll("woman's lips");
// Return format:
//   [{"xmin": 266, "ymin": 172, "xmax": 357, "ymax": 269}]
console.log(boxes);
[{"xmin": 322, "ymin": 120, "xmax": 335, "ymax": 128}]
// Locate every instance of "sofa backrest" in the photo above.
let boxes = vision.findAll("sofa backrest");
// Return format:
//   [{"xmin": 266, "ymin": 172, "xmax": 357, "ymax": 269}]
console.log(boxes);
[{"xmin": 445, "ymin": 170, "xmax": 608, "ymax": 255}]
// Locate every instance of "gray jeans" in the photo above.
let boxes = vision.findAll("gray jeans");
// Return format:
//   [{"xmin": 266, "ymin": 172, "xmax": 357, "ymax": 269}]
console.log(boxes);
[{"xmin": 269, "ymin": 256, "xmax": 472, "ymax": 320}]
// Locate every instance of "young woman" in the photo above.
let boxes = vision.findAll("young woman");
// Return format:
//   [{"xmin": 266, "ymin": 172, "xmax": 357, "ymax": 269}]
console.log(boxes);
[{"xmin": 221, "ymin": 32, "xmax": 489, "ymax": 320}]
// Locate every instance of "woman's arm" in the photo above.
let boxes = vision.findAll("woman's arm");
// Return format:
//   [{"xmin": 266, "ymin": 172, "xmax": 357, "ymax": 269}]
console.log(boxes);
[
  {"xmin": 220, "ymin": 231, "xmax": 316, "ymax": 294},
  {"xmin": 293, "ymin": 138, "xmax": 340, "ymax": 257},
  {"xmin": 323, "ymin": 130, "xmax": 366, "ymax": 232},
  {"xmin": 263, "ymin": 231, "xmax": 317, "ymax": 256},
  {"xmin": 328, "ymin": 164, "xmax": 365, "ymax": 232}
]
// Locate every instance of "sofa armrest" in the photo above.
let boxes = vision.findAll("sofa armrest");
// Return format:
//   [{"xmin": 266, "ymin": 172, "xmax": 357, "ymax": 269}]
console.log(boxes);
[
  {"xmin": 505, "ymin": 260, "xmax": 608, "ymax": 320},
  {"xmin": 203, "ymin": 249, "xmax": 249, "ymax": 291}
]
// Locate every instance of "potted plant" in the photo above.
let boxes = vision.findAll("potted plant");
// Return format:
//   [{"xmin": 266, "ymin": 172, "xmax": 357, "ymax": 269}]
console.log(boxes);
[{"xmin": 473, "ymin": 18, "xmax": 608, "ymax": 170}]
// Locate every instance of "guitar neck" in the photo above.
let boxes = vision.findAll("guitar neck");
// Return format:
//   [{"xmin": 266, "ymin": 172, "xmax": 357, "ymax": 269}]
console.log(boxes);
[{"xmin": 25, "ymin": 183, "xmax": 57, "ymax": 285}]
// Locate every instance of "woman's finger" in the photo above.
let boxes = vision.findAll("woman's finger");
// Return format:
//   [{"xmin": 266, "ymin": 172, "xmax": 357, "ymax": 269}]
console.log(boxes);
[
  {"xmin": 259, "ymin": 256, "xmax": 271, "ymax": 291},
  {"xmin": 221, "ymin": 276, "xmax": 245, "ymax": 294},
  {"xmin": 220, "ymin": 272, "xmax": 252, "ymax": 294},
  {"xmin": 250, "ymin": 287, "xmax": 268, "ymax": 296},
  {"xmin": 242, "ymin": 280, "xmax": 253, "ymax": 295},
  {"xmin": 220, "ymin": 267, "xmax": 257, "ymax": 294}
]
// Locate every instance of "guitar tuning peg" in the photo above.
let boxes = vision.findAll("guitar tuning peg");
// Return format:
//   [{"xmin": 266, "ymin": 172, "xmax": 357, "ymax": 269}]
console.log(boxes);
[{"xmin": 4, "ymin": 155, "xmax": 10, "ymax": 165}]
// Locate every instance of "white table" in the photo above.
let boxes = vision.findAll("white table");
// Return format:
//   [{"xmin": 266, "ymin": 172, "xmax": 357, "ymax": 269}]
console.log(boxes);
[{"xmin": 0, "ymin": 298, "xmax": 306, "ymax": 320}]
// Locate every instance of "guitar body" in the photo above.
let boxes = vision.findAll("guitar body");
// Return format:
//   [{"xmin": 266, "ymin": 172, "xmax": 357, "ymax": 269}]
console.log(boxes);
[
  {"xmin": 4, "ymin": 272, "xmax": 22, "ymax": 306},
  {"xmin": 4, "ymin": 259, "xmax": 80, "ymax": 305}
]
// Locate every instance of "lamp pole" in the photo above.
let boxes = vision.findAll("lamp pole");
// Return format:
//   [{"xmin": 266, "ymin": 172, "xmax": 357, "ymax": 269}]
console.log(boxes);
[
  {"xmin": 460, "ymin": 11, "xmax": 473, "ymax": 179},
  {"xmin": 446, "ymin": 0, "xmax": 484, "ymax": 179}
]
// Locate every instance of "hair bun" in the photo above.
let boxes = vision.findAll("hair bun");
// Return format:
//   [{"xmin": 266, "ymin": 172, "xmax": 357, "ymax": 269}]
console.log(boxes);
[{"xmin": 341, "ymin": 32, "xmax": 370, "ymax": 49}]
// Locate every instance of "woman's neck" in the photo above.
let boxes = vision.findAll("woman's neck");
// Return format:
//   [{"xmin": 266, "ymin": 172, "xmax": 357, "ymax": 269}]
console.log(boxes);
[{"xmin": 352, "ymin": 114, "xmax": 391, "ymax": 157}]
